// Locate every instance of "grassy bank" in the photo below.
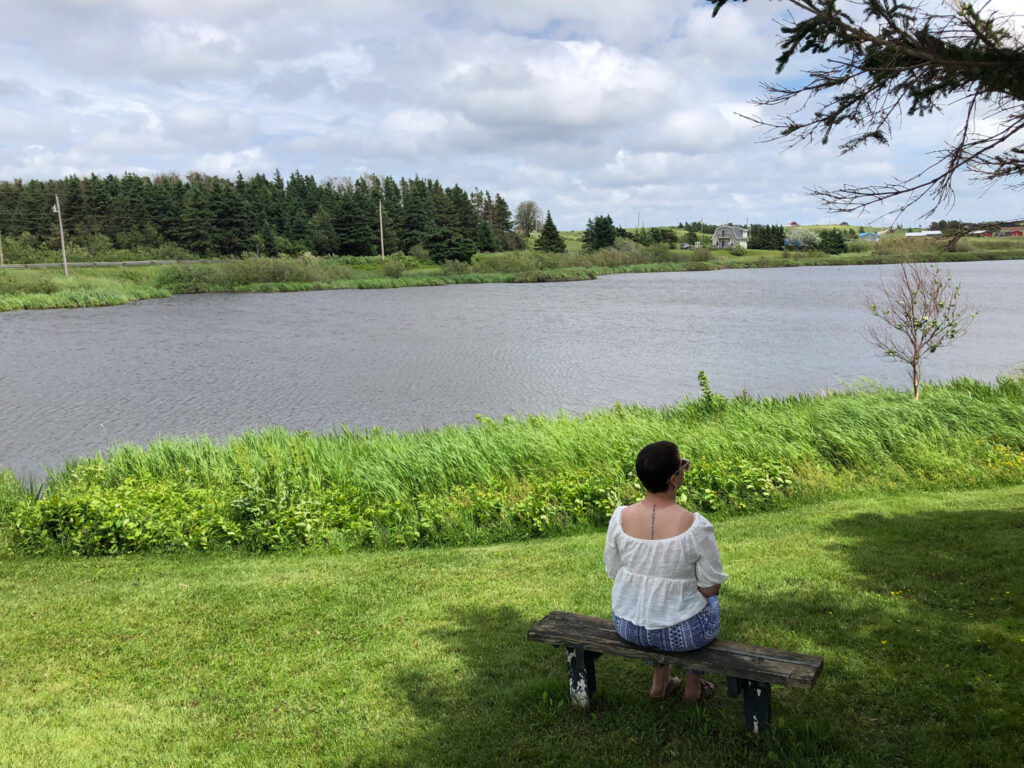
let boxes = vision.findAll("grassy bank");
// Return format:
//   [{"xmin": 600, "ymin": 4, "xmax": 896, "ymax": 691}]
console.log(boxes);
[
  {"xmin": 3, "ymin": 238, "xmax": 1023, "ymax": 311},
  {"xmin": 0, "ymin": 256, "xmax": 600, "ymax": 311},
  {"xmin": 1, "ymin": 487, "xmax": 1021, "ymax": 767},
  {"xmin": 3, "ymin": 378, "xmax": 1022, "ymax": 556}
]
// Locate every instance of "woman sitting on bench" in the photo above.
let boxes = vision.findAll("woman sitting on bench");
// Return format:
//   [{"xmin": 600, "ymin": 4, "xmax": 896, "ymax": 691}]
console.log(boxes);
[{"xmin": 604, "ymin": 440, "xmax": 727, "ymax": 702}]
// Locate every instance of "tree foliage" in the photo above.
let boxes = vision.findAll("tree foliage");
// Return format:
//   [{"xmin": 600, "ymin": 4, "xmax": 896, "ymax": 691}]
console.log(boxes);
[
  {"xmin": 867, "ymin": 261, "xmax": 974, "ymax": 399},
  {"xmin": 784, "ymin": 227, "xmax": 820, "ymax": 249},
  {"xmin": 534, "ymin": 211, "xmax": 567, "ymax": 253},
  {"xmin": 0, "ymin": 172, "xmax": 525, "ymax": 261},
  {"xmin": 711, "ymin": 0, "xmax": 1024, "ymax": 216},
  {"xmin": 582, "ymin": 215, "xmax": 617, "ymax": 251},
  {"xmin": 622, "ymin": 227, "xmax": 678, "ymax": 246},
  {"xmin": 513, "ymin": 200, "xmax": 542, "ymax": 236},
  {"xmin": 818, "ymin": 228, "xmax": 847, "ymax": 254},
  {"xmin": 747, "ymin": 224, "xmax": 785, "ymax": 250}
]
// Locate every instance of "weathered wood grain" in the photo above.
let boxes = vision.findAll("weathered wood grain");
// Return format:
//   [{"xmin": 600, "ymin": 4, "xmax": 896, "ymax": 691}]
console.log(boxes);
[{"xmin": 527, "ymin": 611, "xmax": 823, "ymax": 690}]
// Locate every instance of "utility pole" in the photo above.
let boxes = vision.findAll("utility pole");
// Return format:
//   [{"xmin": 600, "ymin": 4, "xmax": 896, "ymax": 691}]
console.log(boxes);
[
  {"xmin": 52, "ymin": 194, "xmax": 68, "ymax": 276},
  {"xmin": 0, "ymin": 227, "xmax": 4, "ymax": 266},
  {"xmin": 379, "ymin": 199, "xmax": 385, "ymax": 261}
]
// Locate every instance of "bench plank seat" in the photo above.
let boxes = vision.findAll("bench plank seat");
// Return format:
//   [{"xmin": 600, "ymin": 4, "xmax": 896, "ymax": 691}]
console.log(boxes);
[
  {"xmin": 528, "ymin": 611, "xmax": 823, "ymax": 733},
  {"xmin": 528, "ymin": 611, "xmax": 822, "ymax": 689}
]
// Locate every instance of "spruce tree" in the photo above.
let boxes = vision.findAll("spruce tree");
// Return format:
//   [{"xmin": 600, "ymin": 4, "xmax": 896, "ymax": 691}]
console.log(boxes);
[
  {"xmin": 582, "ymin": 215, "xmax": 616, "ymax": 251},
  {"xmin": 819, "ymin": 228, "xmax": 847, "ymax": 254},
  {"xmin": 534, "ymin": 210, "xmax": 567, "ymax": 253}
]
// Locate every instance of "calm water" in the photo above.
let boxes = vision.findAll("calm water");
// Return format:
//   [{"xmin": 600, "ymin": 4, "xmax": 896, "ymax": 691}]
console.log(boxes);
[{"xmin": 2, "ymin": 261, "xmax": 1022, "ymax": 477}]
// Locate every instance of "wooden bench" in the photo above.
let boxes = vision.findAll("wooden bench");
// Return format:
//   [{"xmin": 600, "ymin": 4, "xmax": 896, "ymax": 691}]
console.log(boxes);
[{"xmin": 527, "ymin": 611, "xmax": 823, "ymax": 734}]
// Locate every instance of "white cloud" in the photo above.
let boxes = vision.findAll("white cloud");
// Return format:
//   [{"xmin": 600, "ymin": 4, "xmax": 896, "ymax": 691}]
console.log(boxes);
[
  {"xmin": 378, "ymin": 108, "xmax": 476, "ymax": 156},
  {"xmin": 437, "ymin": 37, "xmax": 675, "ymax": 133},
  {"xmin": 194, "ymin": 147, "xmax": 267, "ymax": 177},
  {"xmin": 0, "ymin": 0, "xmax": 1020, "ymax": 228}
]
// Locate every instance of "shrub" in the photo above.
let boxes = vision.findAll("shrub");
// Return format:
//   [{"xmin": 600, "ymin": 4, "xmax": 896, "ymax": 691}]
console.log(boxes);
[
  {"xmin": 471, "ymin": 251, "xmax": 540, "ymax": 273},
  {"xmin": 381, "ymin": 259, "xmax": 404, "ymax": 278},
  {"xmin": 681, "ymin": 457, "xmax": 794, "ymax": 515},
  {"xmin": 871, "ymin": 236, "xmax": 943, "ymax": 260},
  {"xmin": 408, "ymin": 243, "xmax": 429, "ymax": 261},
  {"xmin": 674, "ymin": 246, "xmax": 711, "ymax": 263},
  {"xmin": 441, "ymin": 259, "xmax": 470, "ymax": 275},
  {"xmin": 33, "ymin": 466, "xmax": 238, "ymax": 555}
]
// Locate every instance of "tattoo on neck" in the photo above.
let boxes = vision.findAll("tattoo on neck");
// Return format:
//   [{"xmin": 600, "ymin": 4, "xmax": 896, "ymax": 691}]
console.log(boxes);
[{"xmin": 651, "ymin": 504, "xmax": 656, "ymax": 539}]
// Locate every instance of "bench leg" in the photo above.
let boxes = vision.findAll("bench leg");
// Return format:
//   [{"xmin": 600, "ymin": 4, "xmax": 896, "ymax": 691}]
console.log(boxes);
[
  {"xmin": 727, "ymin": 677, "xmax": 772, "ymax": 734},
  {"xmin": 565, "ymin": 646, "xmax": 598, "ymax": 709}
]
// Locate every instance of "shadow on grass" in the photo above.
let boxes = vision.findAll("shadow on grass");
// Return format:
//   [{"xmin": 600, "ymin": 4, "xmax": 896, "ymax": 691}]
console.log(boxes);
[
  {"xmin": 381, "ymin": 602, "xmax": 851, "ymax": 768},
  {"xmin": 377, "ymin": 501, "xmax": 1022, "ymax": 767},
  {"xmin": 720, "ymin": 502, "xmax": 1024, "ymax": 767}
]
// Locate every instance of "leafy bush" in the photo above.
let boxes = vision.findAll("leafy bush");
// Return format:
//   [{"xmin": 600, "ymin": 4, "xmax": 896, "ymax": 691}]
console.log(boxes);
[
  {"xmin": 33, "ymin": 466, "xmax": 238, "ymax": 555},
  {"xmin": 472, "ymin": 251, "xmax": 540, "ymax": 273},
  {"xmin": 440, "ymin": 259, "xmax": 470, "ymax": 275},
  {"xmin": 381, "ymin": 259, "xmax": 404, "ymax": 278},
  {"xmin": 681, "ymin": 457, "xmax": 794, "ymax": 514},
  {"xmin": 219, "ymin": 255, "xmax": 332, "ymax": 286}
]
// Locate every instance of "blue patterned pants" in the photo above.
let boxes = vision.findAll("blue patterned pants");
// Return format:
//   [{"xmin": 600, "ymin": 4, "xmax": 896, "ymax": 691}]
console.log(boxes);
[{"xmin": 613, "ymin": 596, "xmax": 720, "ymax": 671}]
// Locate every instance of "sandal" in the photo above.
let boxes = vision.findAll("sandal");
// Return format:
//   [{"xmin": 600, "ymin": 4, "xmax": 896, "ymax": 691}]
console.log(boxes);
[
  {"xmin": 650, "ymin": 676, "xmax": 682, "ymax": 701},
  {"xmin": 684, "ymin": 678, "xmax": 715, "ymax": 702}
]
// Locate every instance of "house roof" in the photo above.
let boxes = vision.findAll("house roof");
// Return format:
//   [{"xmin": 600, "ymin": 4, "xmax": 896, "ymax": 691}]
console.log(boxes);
[{"xmin": 714, "ymin": 225, "xmax": 748, "ymax": 237}]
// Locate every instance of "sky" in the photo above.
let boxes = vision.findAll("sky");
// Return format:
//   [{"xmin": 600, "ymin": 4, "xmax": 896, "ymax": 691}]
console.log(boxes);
[{"xmin": 1, "ymin": 0, "xmax": 1022, "ymax": 230}]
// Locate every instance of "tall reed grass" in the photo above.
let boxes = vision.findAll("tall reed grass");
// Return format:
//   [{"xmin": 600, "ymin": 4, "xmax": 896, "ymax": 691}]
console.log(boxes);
[
  {"xmin": 0, "ymin": 270, "xmax": 171, "ymax": 310},
  {"xmin": 5, "ymin": 244, "xmax": 1022, "ymax": 313},
  {"xmin": 2, "ymin": 378, "xmax": 1021, "ymax": 555}
]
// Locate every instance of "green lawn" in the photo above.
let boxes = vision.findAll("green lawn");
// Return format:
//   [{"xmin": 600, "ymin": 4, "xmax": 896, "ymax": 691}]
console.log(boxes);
[{"xmin": 2, "ymin": 487, "xmax": 1022, "ymax": 767}]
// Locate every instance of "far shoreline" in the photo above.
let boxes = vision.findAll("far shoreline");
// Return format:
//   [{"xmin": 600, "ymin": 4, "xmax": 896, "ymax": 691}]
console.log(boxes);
[{"xmin": 3, "ymin": 246, "xmax": 1023, "ymax": 312}]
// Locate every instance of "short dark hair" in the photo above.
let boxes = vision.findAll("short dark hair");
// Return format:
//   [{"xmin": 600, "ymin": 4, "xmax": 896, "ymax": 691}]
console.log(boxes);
[{"xmin": 635, "ymin": 441, "xmax": 680, "ymax": 493}]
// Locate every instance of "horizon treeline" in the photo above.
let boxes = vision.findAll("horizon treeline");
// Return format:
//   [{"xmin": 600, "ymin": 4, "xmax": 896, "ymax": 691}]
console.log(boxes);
[{"xmin": 0, "ymin": 171, "xmax": 532, "ymax": 261}]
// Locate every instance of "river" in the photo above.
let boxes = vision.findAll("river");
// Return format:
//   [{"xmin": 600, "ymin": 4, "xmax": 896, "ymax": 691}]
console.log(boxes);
[{"xmin": 2, "ymin": 261, "xmax": 1022, "ymax": 478}]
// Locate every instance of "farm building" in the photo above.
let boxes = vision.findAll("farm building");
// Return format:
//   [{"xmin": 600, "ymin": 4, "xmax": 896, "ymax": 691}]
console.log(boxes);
[
  {"xmin": 712, "ymin": 225, "xmax": 749, "ymax": 249},
  {"xmin": 905, "ymin": 230, "xmax": 943, "ymax": 238},
  {"xmin": 998, "ymin": 226, "xmax": 1023, "ymax": 237},
  {"xmin": 858, "ymin": 232, "xmax": 880, "ymax": 242}
]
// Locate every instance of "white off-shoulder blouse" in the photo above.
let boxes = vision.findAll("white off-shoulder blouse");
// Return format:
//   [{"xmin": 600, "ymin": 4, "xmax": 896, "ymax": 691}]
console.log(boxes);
[{"xmin": 603, "ymin": 506, "xmax": 728, "ymax": 629}]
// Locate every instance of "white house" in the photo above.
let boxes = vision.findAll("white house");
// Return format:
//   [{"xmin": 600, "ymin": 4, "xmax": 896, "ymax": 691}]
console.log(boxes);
[{"xmin": 712, "ymin": 225, "xmax": 749, "ymax": 249}]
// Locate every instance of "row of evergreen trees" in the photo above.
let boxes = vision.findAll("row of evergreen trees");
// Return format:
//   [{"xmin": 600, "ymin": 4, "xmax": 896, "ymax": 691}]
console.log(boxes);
[
  {"xmin": 747, "ymin": 224, "xmax": 786, "ymax": 250},
  {"xmin": 0, "ymin": 171, "xmax": 542, "ymax": 261},
  {"xmin": 747, "ymin": 223, "xmax": 850, "ymax": 253}
]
